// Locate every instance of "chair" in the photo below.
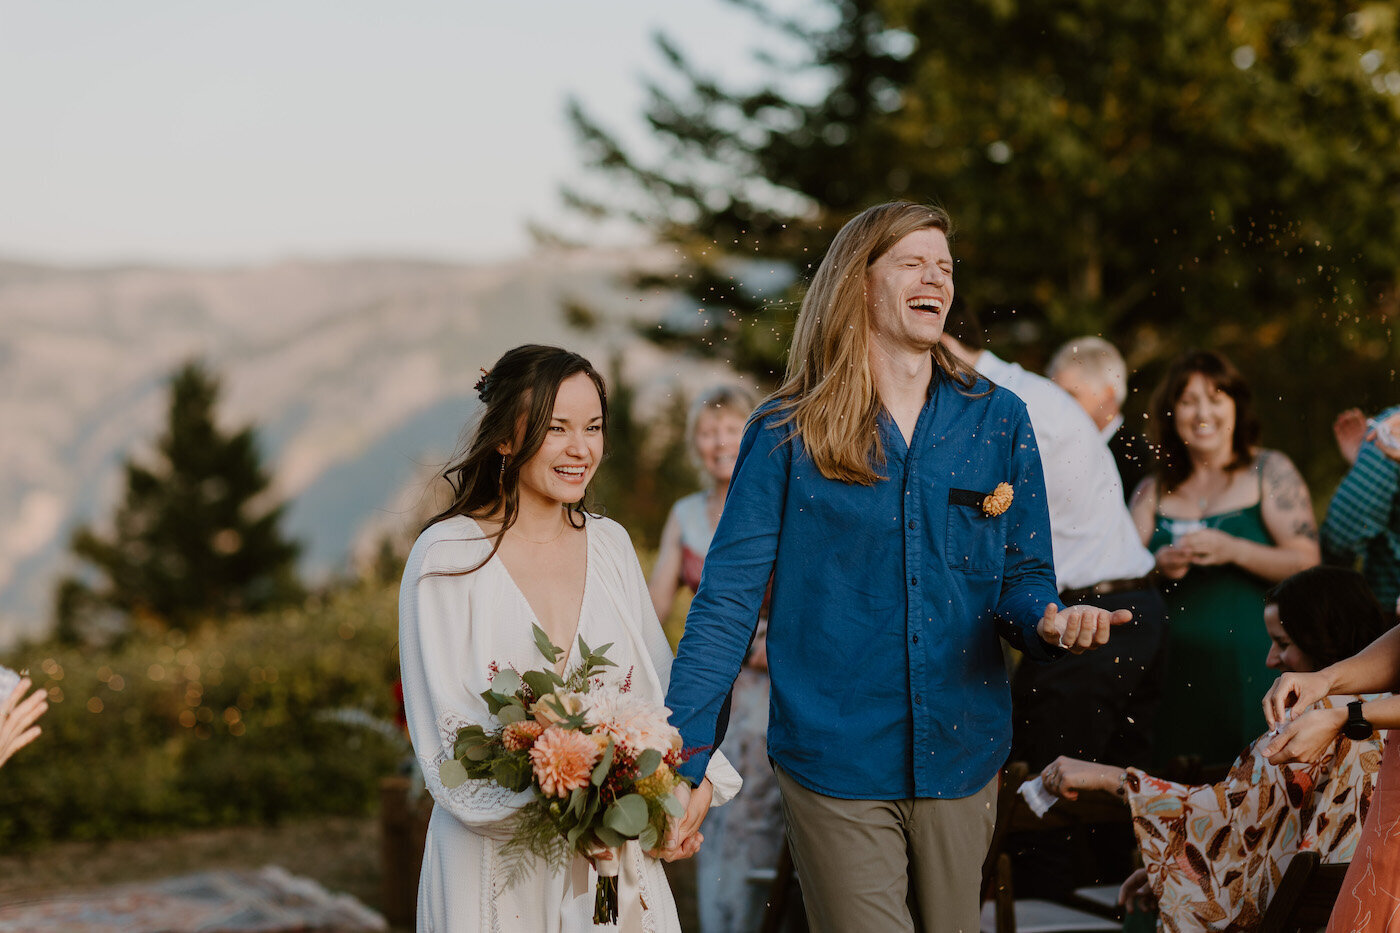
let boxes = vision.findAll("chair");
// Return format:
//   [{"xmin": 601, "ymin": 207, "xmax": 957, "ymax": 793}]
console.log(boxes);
[{"xmin": 1258, "ymin": 851, "xmax": 1351, "ymax": 933}]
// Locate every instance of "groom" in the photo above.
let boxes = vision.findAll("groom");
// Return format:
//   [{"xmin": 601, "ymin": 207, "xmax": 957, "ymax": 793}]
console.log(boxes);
[{"xmin": 662, "ymin": 201, "xmax": 1129, "ymax": 932}]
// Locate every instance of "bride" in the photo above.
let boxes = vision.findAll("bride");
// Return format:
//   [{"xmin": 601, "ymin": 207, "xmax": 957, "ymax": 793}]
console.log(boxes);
[{"xmin": 399, "ymin": 344, "xmax": 741, "ymax": 932}]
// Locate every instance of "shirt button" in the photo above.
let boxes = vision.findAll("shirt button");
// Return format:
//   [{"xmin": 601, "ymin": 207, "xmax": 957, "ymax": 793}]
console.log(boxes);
[
  {"xmin": 915, "ymin": 694, "xmax": 923, "ymax": 705},
  {"xmin": 908, "ymin": 520, "xmax": 917, "ymax": 530},
  {"xmin": 910, "ymin": 576, "xmax": 918, "ymax": 586},
  {"xmin": 912, "ymin": 634, "xmax": 919, "ymax": 644}
]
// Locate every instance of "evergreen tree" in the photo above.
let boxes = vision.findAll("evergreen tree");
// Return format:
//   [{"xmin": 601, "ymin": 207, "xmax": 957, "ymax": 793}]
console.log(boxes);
[
  {"xmin": 58, "ymin": 361, "xmax": 302, "ymax": 635},
  {"xmin": 569, "ymin": 0, "xmax": 1400, "ymax": 484}
]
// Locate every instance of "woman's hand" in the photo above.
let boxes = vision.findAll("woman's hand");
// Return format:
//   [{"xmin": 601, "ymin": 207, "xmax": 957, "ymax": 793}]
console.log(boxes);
[
  {"xmin": 1261, "ymin": 670, "xmax": 1332, "ymax": 728},
  {"xmin": 1039, "ymin": 756, "xmax": 1120, "ymax": 800},
  {"xmin": 1175, "ymin": 528, "xmax": 1240, "ymax": 567},
  {"xmin": 1154, "ymin": 543, "xmax": 1192, "ymax": 580},
  {"xmin": 1117, "ymin": 867, "xmax": 1156, "ymax": 914},
  {"xmin": 1261, "ymin": 706, "xmax": 1347, "ymax": 765},
  {"xmin": 745, "ymin": 636, "xmax": 768, "ymax": 672},
  {"xmin": 0, "ymin": 677, "xmax": 47, "ymax": 769},
  {"xmin": 649, "ymin": 777, "xmax": 712, "ymax": 862}
]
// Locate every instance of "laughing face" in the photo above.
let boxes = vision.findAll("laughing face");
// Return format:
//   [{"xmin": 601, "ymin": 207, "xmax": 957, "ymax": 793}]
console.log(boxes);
[
  {"xmin": 1171, "ymin": 372, "xmax": 1236, "ymax": 457},
  {"xmin": 510, "ymin": 371, "xmax": 605, "ymax": 510},
  {"xmin": 865, "ymin": 227, "xmax": 954, "ymax": 357}
]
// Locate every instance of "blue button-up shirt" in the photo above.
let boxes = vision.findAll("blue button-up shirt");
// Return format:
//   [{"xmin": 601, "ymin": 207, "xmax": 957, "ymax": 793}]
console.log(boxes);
[{"xmin": 667, "ymin": 370, "xmax": 1062, "ymax": 799}]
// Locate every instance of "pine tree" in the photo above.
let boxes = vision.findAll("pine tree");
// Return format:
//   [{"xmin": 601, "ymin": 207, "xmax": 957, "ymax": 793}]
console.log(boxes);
[{"xmin": 58, "ymin": 361, "xmax": 302, "ymax": 635}]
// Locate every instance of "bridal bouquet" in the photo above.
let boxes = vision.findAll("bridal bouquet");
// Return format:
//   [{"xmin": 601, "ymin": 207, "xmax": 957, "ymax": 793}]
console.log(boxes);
[{"xmin": 438, "ymin": 625, "xmax": 691, "ymax": 925}]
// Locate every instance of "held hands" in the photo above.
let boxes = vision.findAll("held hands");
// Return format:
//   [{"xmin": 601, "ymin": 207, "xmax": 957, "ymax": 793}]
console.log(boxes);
[
  {"xmin": 1173, "ymin": 529, "xmax": 1239, "ymax": 568},
  {"xmin": 647, "ymin": 777, "xmax": 712, "ymax": 862},
  {"xmin": 1037, "ymin": 604, "xmax": 1132, "ymax": 654},
  {"xmin": 1153, "ymin": 544, "xmax": 1192, "ymax": 580}
]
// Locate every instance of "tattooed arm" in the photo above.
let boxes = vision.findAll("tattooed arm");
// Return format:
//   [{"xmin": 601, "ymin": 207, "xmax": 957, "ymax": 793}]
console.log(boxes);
[{"xmin": 1242, "ymin": 450, "xmax": 1322, "ymax": 581}]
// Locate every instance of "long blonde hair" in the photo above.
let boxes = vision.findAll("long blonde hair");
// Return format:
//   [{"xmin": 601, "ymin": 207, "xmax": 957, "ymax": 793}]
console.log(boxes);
[{"xmin": 768, "ymin": 201, "xmax": 981, "ymax": 485}]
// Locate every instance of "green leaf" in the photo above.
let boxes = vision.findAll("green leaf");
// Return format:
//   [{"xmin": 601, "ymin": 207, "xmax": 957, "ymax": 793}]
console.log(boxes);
[
  {"xmin": 533, "ymin": 624, "xmax": 564, "ymax": 663},
  {"xmin": 491, "ymin": 668, "xmax": 522, "ymax": 696},
  {"xmin": 498, "ymin": 704, "xmax": 527, "ymax": 725},
  {"xmin": 639, "ymin": 825, "xmax": 659, "ymax": 851},
  {"xmin": 439, "ymin": 758, "xmax": 470, "ymax": 790},
  {"xmin": 660, "ymin": 792, "xmax": 684, "ymax": 819},
  {"xmin": 634, "ymin": 748, "xmax": 662, "ymax": 780},
  {"xmin": 603, "ymin": 794, "xmax": 649, "ymax": 837},
  {"xmin": 595, "ymin": 825, "xmax": 625, "ymax": 849},
  {"xmin": 465, "ymin": 743, "xmax": 493, "ymax": 762},
  {"xmin": 522, "ymin": 670, "xmax": 557, "ymax": 699},
  {"xmin": 567, "ymin": 822, "xmax": 590, "ymax": 849},
  {"xmin": 568, "ymin": 787, "xmax": 587, "ymax": 817},
  {"xmin": 577, "ymin": 635, "xmax": 592, "ymax": 658},
  {"xmin": 591, "ymin": 737, "xmax": 615, "ymax": 787}
]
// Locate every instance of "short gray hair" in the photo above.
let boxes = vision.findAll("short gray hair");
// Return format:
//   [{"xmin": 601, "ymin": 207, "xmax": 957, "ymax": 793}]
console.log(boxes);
[
  {"xmin": 686, "ymin": 384, "xmax": 758, "ymax": 467},
  {"xmin": 1048, "ymin": 336, "xmax": 1127, "ymax": 406}
]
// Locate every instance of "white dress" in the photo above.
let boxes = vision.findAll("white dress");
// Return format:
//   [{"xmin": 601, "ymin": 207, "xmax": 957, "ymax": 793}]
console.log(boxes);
[{"xmin": 399, "ymin": 515, "xmax": 742, "ymax": 933}]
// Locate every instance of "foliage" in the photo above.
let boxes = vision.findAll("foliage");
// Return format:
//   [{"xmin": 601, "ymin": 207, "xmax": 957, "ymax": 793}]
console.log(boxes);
[
  {"xmin": 569, "ymin": 0, "xmax": 1400, "ymax": 492},
  {"xmin": 58, "ymin": 361, "xmax": 303, "ymax": 638},
  {"xmin": 0, "ymin": 581, "xmax": 403, "ymax": 848}
]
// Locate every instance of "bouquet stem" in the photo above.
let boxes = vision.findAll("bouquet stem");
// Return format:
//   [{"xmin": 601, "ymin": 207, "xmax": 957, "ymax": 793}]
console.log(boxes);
[{"xmin": 593, "ymin": 873, "xmax": 619, "ymax": 925}]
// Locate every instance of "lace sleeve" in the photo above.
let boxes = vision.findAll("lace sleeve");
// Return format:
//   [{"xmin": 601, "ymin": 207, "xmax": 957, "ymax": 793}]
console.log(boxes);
[{"xmin": 418, "ymin": 710, "xmax": 532, "ymax": 840}]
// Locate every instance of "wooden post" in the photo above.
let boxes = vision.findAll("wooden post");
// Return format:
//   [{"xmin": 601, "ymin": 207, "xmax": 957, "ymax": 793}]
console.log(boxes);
[{"xmin": 381, "ymin": 776, "xmax": 431, "ymax": 928}]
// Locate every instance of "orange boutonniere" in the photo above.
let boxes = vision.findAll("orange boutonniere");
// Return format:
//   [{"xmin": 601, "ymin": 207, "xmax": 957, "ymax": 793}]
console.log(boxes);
[{"xmin": 982, "ymin": 482, "xmax": 1014, "ymax": 517}]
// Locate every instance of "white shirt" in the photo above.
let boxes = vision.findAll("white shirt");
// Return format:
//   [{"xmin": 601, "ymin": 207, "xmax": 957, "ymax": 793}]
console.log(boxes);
[
  {"xmin": 1103, "ymin": 413, "xmax": 1124, "ymax": 443},
  {"xmin": 975, "ymin": 351, "xmax": 1155, "ymax": 591}
]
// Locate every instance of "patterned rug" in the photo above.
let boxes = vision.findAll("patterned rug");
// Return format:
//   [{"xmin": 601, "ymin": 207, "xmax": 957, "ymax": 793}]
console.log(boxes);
[{"xmin": 0, "ymin": 866, "xmax": 386, "ymax": 932}]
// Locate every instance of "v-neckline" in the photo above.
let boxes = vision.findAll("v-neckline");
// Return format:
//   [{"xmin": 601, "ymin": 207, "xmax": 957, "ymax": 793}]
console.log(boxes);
[{"xmin": 489, "ymin": 521, "xmax": 592, "ymax": 677}]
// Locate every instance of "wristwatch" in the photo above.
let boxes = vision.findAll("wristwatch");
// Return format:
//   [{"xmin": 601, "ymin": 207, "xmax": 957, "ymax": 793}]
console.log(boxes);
[{"xmin": 1343, "ymin": 700, "xmax": 1375, "ymax": 741}]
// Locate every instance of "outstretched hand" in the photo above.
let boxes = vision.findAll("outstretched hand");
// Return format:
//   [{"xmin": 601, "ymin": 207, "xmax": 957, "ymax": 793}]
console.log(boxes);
[
  {"xmin": 0, "ymin": 677, "xmax": 47, "ymax": 769},
  {"xmin": 1037, "ymin": 604, "xmax": 1132, "ymax": 654}
]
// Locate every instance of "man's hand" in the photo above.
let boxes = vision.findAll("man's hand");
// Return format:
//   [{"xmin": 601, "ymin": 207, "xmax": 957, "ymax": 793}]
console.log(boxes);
[
  {"xmin": 1334, "ymin": 408, "xmax": 1368, "ymax": 465},
  {"xmin": 1037, "ymin": 603, "xmax": 1132, "ymax": 654},
  {"xmin": 1261, "ymin": 670, "xmax": 1332, "ymax": 728},
  {"xmin": 650, "ymin": 777, "xmax": 712, "ymax": 862},
  {"xmin": 1371, "ymin": 413, "xmax": 1400, "ymax": 463},
  {"xmin": 0, "ymin": 677, "xmax": 47, "ymax": 769}
]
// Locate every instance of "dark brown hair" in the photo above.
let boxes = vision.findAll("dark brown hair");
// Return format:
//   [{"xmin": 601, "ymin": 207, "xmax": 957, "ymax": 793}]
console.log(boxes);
[
  {"xmin": 1148, "ymin": 349, "xmax": 1259, "ymax": 494},
  {"xmin": 1266, "ymin": 567, "xmax": 1390, "ymax": 671},
  {"xmin": 423, "ymin": 344, "xmax": 607, "ymax": 571}
]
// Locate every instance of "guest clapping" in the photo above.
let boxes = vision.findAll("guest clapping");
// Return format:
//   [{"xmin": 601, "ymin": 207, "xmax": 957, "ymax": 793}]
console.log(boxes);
[{"xmin": 1130, "ymin": 350, "xmax": 1320, "ymax": 765}]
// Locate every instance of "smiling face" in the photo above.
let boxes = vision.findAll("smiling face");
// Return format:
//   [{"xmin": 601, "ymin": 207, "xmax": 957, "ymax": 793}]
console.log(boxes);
[
  {"xmin": 693, "ymin": 407, "xmax": 746, "ymax": 485},
  {"xmin": 864, "ymin": 227, "xmax": 954, "ymax": 357},
  {"xmin": 509, "ymin": 372, "xmax": 604, "ymax": 511},
  {"xmin": 1264, "ymin": 602, "xmax": 1315, "ymax": 673},
  {"xmin": 1171, "ymin": 372, "xmax": 1236, "ymax": 458}
]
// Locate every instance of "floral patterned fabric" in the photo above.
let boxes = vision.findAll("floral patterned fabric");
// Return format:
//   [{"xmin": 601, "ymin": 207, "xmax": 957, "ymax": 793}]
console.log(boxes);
[{"xmin": 1126, "ymin": 694, "xmax": 1385, "ymax": 932}]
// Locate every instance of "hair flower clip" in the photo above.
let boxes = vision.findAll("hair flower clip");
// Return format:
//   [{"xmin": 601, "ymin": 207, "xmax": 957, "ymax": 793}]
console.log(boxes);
[
  {"xmin": 982, "ymin": 482, "xmax": 1014, "ymax": 517},
  {"xmin": 474, "ymin": 367, "xmax": 491, "ymax": 402}
]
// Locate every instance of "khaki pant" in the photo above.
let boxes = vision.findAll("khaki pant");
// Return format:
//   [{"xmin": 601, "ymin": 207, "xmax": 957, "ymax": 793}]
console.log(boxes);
[{"xmin": 775, "ymin": 765, "xmax": 996, "ymax": 933}]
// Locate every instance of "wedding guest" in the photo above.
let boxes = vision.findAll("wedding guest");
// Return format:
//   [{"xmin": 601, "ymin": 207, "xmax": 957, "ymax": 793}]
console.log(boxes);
[
  {"xmin": 648, "ymin": 384, "xmax": 779, "ymax": 933},
  {"xmin": 1130, "ymin": 350, "xmax": 1320, "ymax": 767},
  {"xmin": 1263, "ymin": 565, "xmax": 1400, "ymax": 932},
  {"xmin": 398, "ymin": 345, "xmax": 740, "ymax": 933},
  {"xmin": 1047, "ymin": 335, "xmax": 1156, "ymax": 499},
  {"xmin": 664, "ymin": 201, "xmax": 1129, "ymax": 933},
  {"xmin": 940, "ymin": 330, "xmax": 1164, "ymax": 898},
  {"xmin": 0, "ymin": 675, "xmax": 47, "ymax": 769},
  {"xmin": 1041, "ymin": 566, "xmax": 1388, "ymax": 931},
  {"xmin": 1322, "ymin": 405, "xmax": 1400, "ymax": 616}
]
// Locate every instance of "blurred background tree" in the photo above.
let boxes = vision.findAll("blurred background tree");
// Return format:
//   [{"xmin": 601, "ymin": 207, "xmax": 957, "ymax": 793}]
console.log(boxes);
[
  {"xmin": 56, "ymin": 361, "xmax": 303, "ymax": 640},
  {"xmin": 568, "ymin": 0, "xmax": 1400, "ymax": 490}
]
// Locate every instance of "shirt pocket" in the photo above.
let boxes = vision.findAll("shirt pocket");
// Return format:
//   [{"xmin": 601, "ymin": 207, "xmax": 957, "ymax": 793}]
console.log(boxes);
[{"xmin": 945, "ymin": 488, "xmax": 1008, "ymax": 573}]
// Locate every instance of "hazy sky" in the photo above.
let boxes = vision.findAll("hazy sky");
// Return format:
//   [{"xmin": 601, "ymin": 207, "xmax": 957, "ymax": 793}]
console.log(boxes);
[{"xmin": 0, "ymin": 1, "xmax": 785, "ymax": 265}]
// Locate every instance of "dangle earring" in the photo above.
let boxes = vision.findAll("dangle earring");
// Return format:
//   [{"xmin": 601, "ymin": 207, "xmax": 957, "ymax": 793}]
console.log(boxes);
[{"xmin": 498, "ymin": 455, "xmax": 506, "ymax": 493}]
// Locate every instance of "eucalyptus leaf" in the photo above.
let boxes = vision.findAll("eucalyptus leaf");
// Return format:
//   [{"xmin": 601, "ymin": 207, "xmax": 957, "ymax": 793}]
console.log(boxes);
[
  {"xmin": 465, "ymin": 744, "xmax": 492, "ymax": 762},
  {"xmin": 567, "ymin": 822, "xmax": 589, "ymax": 848},
  {"xmin": 491, "ymin": 668, "xmax": 522, "ymax": 696},
  {"xmin": 569, "ymin": 787, "xmax": 587, "ymax": 817},
  {"xmin": 661, "ymin": 793, "xmax": 685, "ymax": 819},
  {"xmin": 634, "ymin": 748, "xmax": 662, "ymax": 780},
  {"xmin": 595, "ymin": 825, "xmax": 625, "ymax": 849},
  {"xmin": 522, "ymin": 670, "xmax": 557, "ymax": 700},
  {"xmin": 439, "ymin": 758, "xmax": 470, "ymax": 790},
  {"xmin": 498, "ymin": 704, "xmax": 527, "ymax": 725},
  {"xmin": 533, "ymin": 624, "xmax": 564, "ymax": 663},
  {"xmin": 603, "ymin": 794, "xmax": 649, "ymax": 837},
  {"xmin": 591, "ymin": 737, "xmax": 615, "ymax": 787},
  {"xmin": 639, "ymin": 825, "xmax": 659, "ymax": 851}
]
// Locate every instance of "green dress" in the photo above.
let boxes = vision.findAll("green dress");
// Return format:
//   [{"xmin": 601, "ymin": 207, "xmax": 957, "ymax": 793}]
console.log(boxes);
[{"xmin": 1148, "ymin": 495, "xmax": 1275, "ymax": 769}]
